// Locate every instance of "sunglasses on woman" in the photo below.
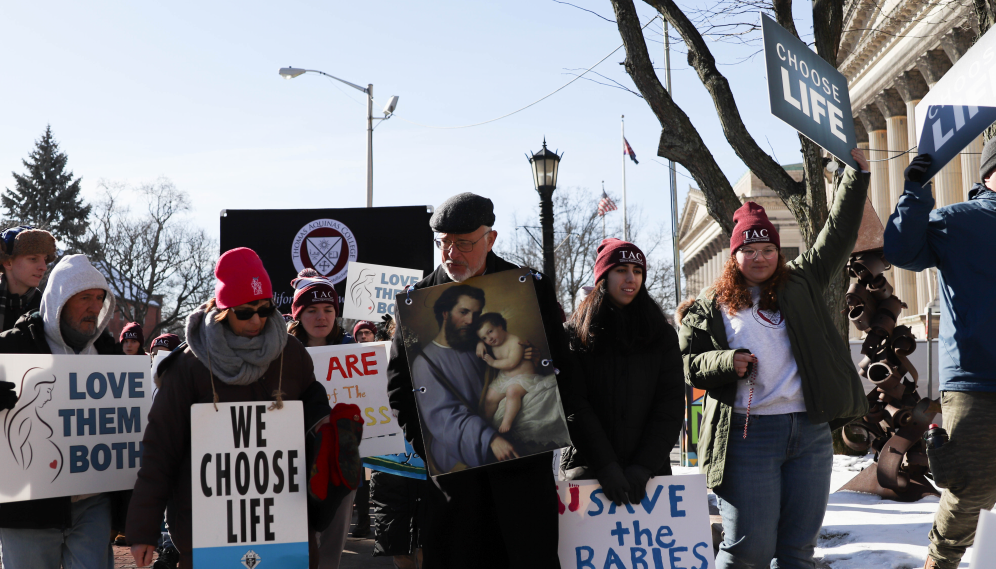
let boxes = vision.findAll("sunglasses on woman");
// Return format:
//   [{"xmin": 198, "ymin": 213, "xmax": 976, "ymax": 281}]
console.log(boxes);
[{"xmin": 232, "ymin": 304, "xmax": 276, "ymax": 320}]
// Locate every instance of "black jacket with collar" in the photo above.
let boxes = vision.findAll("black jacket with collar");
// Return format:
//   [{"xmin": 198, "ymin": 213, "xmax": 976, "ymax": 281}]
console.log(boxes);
[{"xmin": 0, "ymin": 311, "xmax": 126, "ymax": 530}]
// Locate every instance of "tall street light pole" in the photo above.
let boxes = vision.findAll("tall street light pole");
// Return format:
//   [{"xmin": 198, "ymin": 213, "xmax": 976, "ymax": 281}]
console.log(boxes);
[
  {"xmin": 279, "ymin": 67, "xmax": 398, "ymax": 208},
  {"xmin": 527, "ymin": 138, "xmax": 563, "ymax": 283}
]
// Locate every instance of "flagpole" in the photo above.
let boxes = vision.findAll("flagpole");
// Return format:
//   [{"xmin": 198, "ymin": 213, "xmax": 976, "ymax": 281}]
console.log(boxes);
[
  {"xmin": 621, "ymin": 115, "xmax": 628, "ymax": 241},
  {"xmin": 601, "ymin": 181, "xmax": 607, "ymax": 240}
]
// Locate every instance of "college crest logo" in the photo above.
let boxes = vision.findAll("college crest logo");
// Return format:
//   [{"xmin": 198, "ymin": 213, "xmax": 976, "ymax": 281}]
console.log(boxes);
[{"xmin": 291, "ymin": 219, "xmax": 358, "ymax": 284}]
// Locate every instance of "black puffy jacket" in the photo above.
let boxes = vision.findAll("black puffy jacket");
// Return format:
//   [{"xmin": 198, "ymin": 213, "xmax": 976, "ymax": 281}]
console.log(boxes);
[{"xmin": 562, "ymin": 304, "xmax": 685, "ymax": 477}]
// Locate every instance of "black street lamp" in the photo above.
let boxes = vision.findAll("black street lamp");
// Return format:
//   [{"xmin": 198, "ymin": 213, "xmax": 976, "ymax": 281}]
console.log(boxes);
[{"xmin": 526, "ymin": 138, "xmax": 563, "ymax": 283}]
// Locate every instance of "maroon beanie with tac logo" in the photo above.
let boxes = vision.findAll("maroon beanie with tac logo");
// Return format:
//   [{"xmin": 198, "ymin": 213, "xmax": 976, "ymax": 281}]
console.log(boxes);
[
  {"xmin": 290, "ymin": 276, "xmax": 341, "ymax": 321},
  {"xmin": 214, "ymin": 247, "xmax": 273, "ymax": 309},
  {"xmin": 120, "ymin": 321, "xmax": 144, "ymax": 346},
  {"xmin": 593, "ymin": 238, "xmax": 646, "ymax": 284},
  {"xmin": 149, "ymin": 333, "xmax": 181, "ymax": 353},
  {"xmin": 729, "ymin": 202, "xmax": 780, "ymax": 255}
]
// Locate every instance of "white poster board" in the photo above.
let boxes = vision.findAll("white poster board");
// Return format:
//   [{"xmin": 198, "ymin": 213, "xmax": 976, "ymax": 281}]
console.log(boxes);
[
  {"xmin": 308, "ymin": 342, "xmax": 405, "ymax": 457},
  {"xmin": 0, "ymin": 354, "xmax": 152, "ymax": 503},
  {"xmin": 343, "ymin": 261, "xmax": 422, "ymax": 320},
  {"xmin": 557, "ymin": 474, "xmax": 715, "ymax": 569},
  {"xmin": 190, "ymin": 401, "xmax": 309, "ymax": 568},
  {"xmin": 969, "ymin": 509, "xmax": 996, "ymax": 567}
]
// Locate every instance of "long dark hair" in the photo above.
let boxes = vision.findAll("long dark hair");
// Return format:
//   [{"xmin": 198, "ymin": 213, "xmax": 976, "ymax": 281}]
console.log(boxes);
[{"xmin": 567, "ymin": 277, "xmax": 669, "ymax": 354}]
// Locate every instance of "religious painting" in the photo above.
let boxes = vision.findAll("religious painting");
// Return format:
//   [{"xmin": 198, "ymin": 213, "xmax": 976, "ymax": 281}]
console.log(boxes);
[{"xmin": 396, "ymin": 268, "xmax": 571, "ymax": 476}]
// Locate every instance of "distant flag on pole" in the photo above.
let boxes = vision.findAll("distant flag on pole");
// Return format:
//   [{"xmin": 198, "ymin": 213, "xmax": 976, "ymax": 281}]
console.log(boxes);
[
  {"xmin": 597, "ymin": 191, "xmax": 618, "ymax": 216},
  {"xmin": 623, "ymin": 138, "xmax": 639, "ymax": 164}
]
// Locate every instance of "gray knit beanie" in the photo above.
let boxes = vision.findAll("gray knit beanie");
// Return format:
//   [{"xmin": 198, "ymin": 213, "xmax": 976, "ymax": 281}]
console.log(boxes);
[{"xmin": 980, "ymin": 137, "xmax": 996, "ymax": 181}]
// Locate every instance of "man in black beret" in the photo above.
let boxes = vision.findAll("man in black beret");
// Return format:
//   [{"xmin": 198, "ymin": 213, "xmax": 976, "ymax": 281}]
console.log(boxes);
[{"xmin": 387, "ymin": 192, "xmax": 571, "ymax": 568}]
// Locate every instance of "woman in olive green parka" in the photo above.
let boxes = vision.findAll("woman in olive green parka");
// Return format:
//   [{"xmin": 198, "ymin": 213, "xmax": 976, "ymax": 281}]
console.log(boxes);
[{"xmin": 678, "ymin": 149, "xmax": 870, "ymax": 568}]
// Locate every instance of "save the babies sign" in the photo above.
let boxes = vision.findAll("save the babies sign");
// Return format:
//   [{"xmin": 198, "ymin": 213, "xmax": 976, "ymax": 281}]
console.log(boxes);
[
  {"xmin": 308, "ymin": 342, "xmax": 406, "ymax": 457},
  {"xmin": 762, "ymin": 13, "xmax": 858, "ymax": 169},
  {"xmin": 190, "ymin": 401, "xmax": 309, "ymax": 568},
  {"xmin": 343, "ymin": 261, "xmax": 422, "ymax": 321},
  {"xmin": 0, "ymin": 354, "xmax": 152, "ymax": 502},
  {"xmin": 558, "ymin": 474, "xmax": 714, "ymax": 569}
]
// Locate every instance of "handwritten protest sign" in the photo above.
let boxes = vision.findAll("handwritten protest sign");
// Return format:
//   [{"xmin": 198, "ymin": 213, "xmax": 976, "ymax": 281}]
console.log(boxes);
[
  {"xmin": 0, "ymin": 354, "xmax": 152, "ymax": 503},
  {"xmin": 308, "ymin": 342, "xmax": 405, "ymax": 457},
  {"xmin": 191, "ymin": 401, "xmax": 309, "ymax": 568},
  {"xmin": 343, "ymin": 261, "xmax": 423, "ymax": 320},
  {"xmin": 762, "ymin": 13, "xmax": 858, "ymax": 169},
  {"xmin": 557, "ymin": 474, "xmax": 715, "ymax": 569}
]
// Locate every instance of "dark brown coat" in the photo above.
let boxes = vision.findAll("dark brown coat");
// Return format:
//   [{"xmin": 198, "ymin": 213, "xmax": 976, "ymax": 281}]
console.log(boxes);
[{"xmin": 126, "ymin": 335, "xmax": 324, "ymax": 566}]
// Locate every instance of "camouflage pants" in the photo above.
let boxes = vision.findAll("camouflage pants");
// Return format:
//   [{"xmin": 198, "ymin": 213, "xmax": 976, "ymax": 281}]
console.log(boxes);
[{"xmin": 927, "ymin": 391, "xmax": 996, "ymax": 569}]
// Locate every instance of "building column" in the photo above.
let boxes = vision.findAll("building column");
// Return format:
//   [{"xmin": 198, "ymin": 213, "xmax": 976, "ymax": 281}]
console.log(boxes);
[
  {"xmin": 875, "ymin": 89, "xmax": 917, "ymax": 315},
  {"xmin": 858, "ymin": 107, "xmax": 890, "ymax": 226}
]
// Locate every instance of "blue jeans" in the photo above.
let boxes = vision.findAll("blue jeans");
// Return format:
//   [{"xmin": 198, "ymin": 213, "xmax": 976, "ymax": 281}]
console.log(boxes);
[
  {"xmin": 714, "ymin": 412, "xmax": 832, "ymax": 569},
  {"xmin": 0, "ymin": 494, "xmax": 114, "ymax": 569}
]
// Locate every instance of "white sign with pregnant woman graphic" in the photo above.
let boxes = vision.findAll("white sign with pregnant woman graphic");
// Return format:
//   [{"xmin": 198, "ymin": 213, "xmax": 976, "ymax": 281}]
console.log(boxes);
[{"xmin": 0, "ymin": 354, "xmax": 153, "ymax": 502}]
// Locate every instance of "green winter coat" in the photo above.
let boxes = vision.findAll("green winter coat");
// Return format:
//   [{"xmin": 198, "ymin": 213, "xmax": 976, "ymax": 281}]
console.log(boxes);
[{"xmin": 678, "ymin": 168, "xmax": 871, "ymax": 489}]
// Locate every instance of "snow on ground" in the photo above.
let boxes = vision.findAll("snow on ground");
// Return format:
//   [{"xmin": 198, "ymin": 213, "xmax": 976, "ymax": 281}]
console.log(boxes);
[{"xmin": 817, "ymin": 455, "xmax": 973, "ymax": 568}]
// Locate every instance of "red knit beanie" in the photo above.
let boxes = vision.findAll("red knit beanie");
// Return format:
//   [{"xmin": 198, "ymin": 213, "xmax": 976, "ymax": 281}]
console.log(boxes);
[
  {"xmin": 214, "ymin": 247, "xmax": 273, "ymax": 309},
  {"xmin": 352, "ymin": 321, "xmax": 376, "ymax": 338},
  {"xmin": 120, "ymin": 321, "xmax": 144, "ymax": 346},
  {"xmin": 593, "ymin": 238, "xmax": 646, "ymax": 284},
  {"xmin": 149, "ymin": 333, "xmax": 181, "ymax": 353},
  {"xmin": 290, "ymin": 276, "xmax": 340, "ymax": 321},
  {"xmin": 729, "ymin": 202, "xmax": 780, "ymax": 254}
]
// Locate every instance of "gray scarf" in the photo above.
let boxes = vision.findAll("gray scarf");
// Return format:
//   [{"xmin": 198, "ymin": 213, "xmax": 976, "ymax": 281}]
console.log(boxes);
[{"xmin": 186, "ymin": 303, "xmax": 288, "ymax": 386}]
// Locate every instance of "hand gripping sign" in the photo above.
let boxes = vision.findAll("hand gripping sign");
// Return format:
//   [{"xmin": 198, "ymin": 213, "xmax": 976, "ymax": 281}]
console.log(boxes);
[
  {"xmin": 914, "ymin": 25, "xmax": 996, "ymax": 182},
  {"xmin": 191, "ymin": 401, "xmax": 309, "ymax": 568},
  {"xmin": 308, "ymin": 342, "xmax": 406, "ymax": 457},
  {"xmin": 557, "ymin": 474, "xmax": 715, "ymax": 569},
  {"xmin": 0, "ymin": 354, "xmax": 152, "ymax": 503},
  {"xmin": 762, "ymin": 13, "xmax": 859, "ymax": 170}
]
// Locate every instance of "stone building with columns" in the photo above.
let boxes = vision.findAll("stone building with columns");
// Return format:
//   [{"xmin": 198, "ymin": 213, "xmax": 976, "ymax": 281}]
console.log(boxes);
[{"xmin": 679, "ymin": 0, "xmax": 981, "ymax": 339}]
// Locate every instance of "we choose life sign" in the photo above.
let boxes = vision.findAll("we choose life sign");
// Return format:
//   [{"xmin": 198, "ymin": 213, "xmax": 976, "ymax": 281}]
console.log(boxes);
[
  {"xmin": 558, "ymin": 474, "xmax": 715, "ymax": 569},
  {"xmin": 190, "ymin": 401, "xmax": 309, "ymax": 568},
  {"xmin": 0, "ymin": 354, "xmax": 152, "ymax": 503},
  {"xmin": 762, "ymin": 13, "xmax": 858, "ymax": 169}
]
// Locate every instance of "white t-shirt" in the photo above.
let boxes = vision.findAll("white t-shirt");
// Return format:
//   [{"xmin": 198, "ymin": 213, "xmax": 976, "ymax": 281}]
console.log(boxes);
[{"xmin": 720, "ymin": 287, "xmax": 807, "ymax": 415}]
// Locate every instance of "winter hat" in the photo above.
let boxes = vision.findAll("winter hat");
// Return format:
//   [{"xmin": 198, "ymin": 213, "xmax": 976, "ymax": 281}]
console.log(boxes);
[
  {"xmin": 149, "ymin": 333, "xmax": 181, "ymax": 353},
  {"xmin": 40, "ymin": 254, "xmax": 115, "ymax": 355},
  {"xmin": 119, "ymin": 321, "xmax": 144, "ymax": 346},
  {"xmin": 980, "ymin": 137, "xmax": 996, "ymax": 181},
  {"xmin": 214, "ymin": 248, "xmax": 273, "ymax": 310},
  {"xmin": 430, "ymin": 193, "xmax": 496, "ymax": 234},
  {"xmin": 290, "ymin": 275, "xmax": 340, "ymax": 321},
  {"xmin": 352, "ymin": 320, "xmax": 376, "ymax": 338},
  {"xmin": 0, "ymin": 226, "xmax": 56, "ymax": 267},
  {"xmin": 729, "ymin": 202, "xmax": 780, "ymax": 254},
  {"xmin": 593, "ymin": 238, "xmax": 646, "ymax": 284}
]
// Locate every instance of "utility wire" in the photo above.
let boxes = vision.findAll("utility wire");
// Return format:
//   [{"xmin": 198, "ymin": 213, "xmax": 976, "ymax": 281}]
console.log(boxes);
[{"xmin": 373, "ymin": 15, "xmax": 660, "ymax": 130}]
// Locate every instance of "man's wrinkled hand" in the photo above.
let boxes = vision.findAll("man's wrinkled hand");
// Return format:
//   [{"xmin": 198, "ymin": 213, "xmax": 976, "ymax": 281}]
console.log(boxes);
[
  {"xmin": 490, "ymin": 435, "xmax": 520, "ymax": 461},
  {"xmin": 130, "ymin": 544, "xmax": 155, "ymax": 567}
]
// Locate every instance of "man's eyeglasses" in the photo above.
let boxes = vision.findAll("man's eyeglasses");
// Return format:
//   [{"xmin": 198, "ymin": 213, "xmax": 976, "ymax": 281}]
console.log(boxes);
[
  {"xmin": 737, "ymin": 247, "xmax": 779, "ymax": 261},
  {"xmin": 433, "ymin": 231, "xmax": 492, "ymax": 253},
  {"xmin": 232, "ymin": 304, "xmax": 276, "ymax": 321}
]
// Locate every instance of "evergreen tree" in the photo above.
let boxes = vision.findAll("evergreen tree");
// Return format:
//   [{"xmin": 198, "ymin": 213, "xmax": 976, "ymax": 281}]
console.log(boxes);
[{"xmin": 2, "ymin": 125, "xmax": 91, "ymax": 251}]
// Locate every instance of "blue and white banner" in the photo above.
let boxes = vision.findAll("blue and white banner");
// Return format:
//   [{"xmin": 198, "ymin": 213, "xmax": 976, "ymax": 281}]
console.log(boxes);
[
  {"xmin": 916, "ymin": 105, "xmax": 996, "ymax": 182},
  {"xmin": 557, "ymin": 474, "xmax": 715, "ymax": 569},
  {"xmin": 343, "ymin": 261, "xmax": 423, "ymax": 321},
  {"xmin": 191, "ymin": 401, "xmax": 309, "ymax": 569},
  {"xmin": 0, "ymin": 354, "xmax": 152, "ymax": 503}
]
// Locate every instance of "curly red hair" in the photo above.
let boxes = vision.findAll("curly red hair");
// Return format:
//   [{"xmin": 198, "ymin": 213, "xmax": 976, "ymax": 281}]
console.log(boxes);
[{"xmin": 713, "ymin": 253, "xmax": 792, "ymax": 316}]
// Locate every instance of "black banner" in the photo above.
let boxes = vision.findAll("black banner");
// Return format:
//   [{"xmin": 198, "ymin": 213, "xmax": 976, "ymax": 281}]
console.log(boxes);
[{"xmin": 220, "ymin": 206, "xmax": 434, "ymax": 312}]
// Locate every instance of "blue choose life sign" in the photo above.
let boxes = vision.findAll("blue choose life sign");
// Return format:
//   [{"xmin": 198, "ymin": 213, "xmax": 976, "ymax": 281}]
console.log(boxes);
[{"xmin": 762, "ymin": 13, "xmax": 859, "ymax": 169}]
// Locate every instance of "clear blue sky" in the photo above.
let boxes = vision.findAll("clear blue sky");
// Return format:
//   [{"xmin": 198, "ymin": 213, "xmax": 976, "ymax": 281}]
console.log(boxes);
[{"xmin": 0, "ymin": 0, "xmax": 813, "ymax": 265}]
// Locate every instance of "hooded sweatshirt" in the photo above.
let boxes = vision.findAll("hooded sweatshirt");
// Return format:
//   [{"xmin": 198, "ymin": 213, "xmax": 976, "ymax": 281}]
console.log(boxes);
[{"xmin": 40, "ymin": 255, "xmax": 115, "ymax": 355}]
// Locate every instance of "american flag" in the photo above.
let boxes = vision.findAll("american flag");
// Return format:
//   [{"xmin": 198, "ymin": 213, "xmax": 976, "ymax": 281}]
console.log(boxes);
[
  {"xmin": 597, "ymin": 191, "xmax": 618, "ymax": 216},
  {"xmin": 624, "ymin": 137, "xmax": 639, "ymax": 164}
]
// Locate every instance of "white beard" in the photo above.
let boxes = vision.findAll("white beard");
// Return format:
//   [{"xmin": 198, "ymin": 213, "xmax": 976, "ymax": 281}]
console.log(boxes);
[{"xmin": 443, "ymin": 258, "xmax": 485, "ymax": 282}]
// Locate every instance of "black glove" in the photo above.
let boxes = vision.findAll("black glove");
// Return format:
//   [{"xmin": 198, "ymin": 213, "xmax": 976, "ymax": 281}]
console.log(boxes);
[
  {"xmin": 904, "ymin": 154, "xmax": 932, "ymax": 183},
  {"xmin": 0, "ymin": 381, "xmax": 16, "ymax": 410},
  {"xmin": 624, "ymin": 464, "xmax": 652, "ymax": 504},
  {"xmin": 596, "ymin": 463, "xmax": 630, "ymax": 506}
]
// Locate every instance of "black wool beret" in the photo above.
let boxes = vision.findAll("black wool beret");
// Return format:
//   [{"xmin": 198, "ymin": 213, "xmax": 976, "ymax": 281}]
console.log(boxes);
[{"xmin": 429, "ymin": 192, "xmax": 496, "ymax": 234}]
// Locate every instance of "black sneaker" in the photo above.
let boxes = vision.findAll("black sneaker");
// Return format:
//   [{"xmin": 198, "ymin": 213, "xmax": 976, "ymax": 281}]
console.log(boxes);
[{"xmin": 153, "ymin": 546, "xmax": 180, "ymax": 569}]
